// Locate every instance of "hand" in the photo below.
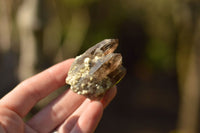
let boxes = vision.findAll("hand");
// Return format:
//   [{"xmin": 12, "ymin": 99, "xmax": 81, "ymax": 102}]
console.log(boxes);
[{"xmin": 0, "ymin": 59, "xmax": 117, "ymax": 133}]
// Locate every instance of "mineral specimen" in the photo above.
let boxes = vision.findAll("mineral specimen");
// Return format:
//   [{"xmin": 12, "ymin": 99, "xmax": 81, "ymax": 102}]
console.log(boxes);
[{"xmin": 65, "ymin": 39, "xmax": 126, "ymax": 100}]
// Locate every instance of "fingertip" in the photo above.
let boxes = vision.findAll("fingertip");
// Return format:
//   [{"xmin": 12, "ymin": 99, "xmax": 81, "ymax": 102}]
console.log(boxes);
[
  {"xmin": 90, "ymin": 101, "xmax": 104, "ymax": 115},
  {"xmin": 101, "ymin": 86, "xmax": 117, "ymax": 108},
  {"xmin": 63, "ymin": 58, "xmax": 75, "ymax": 65},
  {"xmin": 71, "ymin": 101, "xmax": 103, "ymax": 133},
  {"xmin": 83, "ymin": 100, "xmax": 104, "ymax": 122}
]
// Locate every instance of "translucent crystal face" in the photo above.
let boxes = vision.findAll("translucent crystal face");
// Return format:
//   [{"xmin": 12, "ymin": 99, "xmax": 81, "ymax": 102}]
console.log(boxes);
[{"xmin": 66, "ymin": 39, "xmax": 126, "ymax": 100}]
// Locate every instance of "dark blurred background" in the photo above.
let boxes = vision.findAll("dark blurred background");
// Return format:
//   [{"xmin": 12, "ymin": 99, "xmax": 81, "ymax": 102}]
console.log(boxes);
[{"xmin": 1, "ymin": 0, "xmax": 200, "ymax": 133}]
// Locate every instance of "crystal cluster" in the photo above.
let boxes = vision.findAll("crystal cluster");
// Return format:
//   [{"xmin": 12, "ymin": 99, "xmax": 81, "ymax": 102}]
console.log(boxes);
[{"xmin": 66, "ymin": 39, "xmax": 126, "ymax": 100}]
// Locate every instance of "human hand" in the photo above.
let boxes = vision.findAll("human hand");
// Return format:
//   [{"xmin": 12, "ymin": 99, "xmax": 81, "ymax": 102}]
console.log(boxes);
[{"xmin": 0, "ymin": 59, "xmax": 117, "ymax": 133}]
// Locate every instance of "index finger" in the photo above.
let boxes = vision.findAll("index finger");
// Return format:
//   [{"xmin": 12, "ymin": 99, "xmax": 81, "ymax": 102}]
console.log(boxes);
[{"xmin": 0, "ymin": 59, "xmax": 74, "ymax": 117}]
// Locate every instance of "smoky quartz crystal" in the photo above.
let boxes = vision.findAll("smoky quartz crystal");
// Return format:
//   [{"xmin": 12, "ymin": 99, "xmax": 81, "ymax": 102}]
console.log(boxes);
[{"xmin": 66, "ymin": 39, "xmax": 126, "ymax": 100}]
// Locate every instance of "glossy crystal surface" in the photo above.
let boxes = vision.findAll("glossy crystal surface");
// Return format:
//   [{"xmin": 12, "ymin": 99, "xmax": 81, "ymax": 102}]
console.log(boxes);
[{"xmin": 66, "ymin": 39, "xmax": 126, "ymax": 99}]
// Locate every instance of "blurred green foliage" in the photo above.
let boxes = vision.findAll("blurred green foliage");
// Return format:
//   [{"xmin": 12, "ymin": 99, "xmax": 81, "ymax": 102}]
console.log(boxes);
[{"xmin": 146, "ymin": 39, "xmax": 174, "ymax": 71}]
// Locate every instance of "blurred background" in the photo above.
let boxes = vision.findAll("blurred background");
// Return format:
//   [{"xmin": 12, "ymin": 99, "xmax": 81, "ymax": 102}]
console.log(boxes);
[{"xmin": 0, "ymin": 0, "xmax": 200, "ymax": 132}]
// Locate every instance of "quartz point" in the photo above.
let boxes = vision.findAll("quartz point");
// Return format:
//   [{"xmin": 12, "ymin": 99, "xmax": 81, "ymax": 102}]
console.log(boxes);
[{"xmin": 65, "ymin": 39, "xmax": 126, "ymax": 100}]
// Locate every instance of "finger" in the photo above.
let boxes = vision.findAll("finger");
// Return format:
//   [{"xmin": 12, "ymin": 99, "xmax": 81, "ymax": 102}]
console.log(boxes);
[
  {"xmin": 57, "ymin": 98, "xmax": 92, "ymax": 132},
  {"xmin": 0, "ymin": 59, "xmax": 74, "ymax": 117},
  {"xmin": 0, "ymin": 107, "xmax": 24, "ymax": 133},
  {"xmin": 71, "ymin": 101, "xmax": 103, "ymax": 133},
  {"xmin": 24, "ymin": 125, "xmax": 37, "ymax": 133},
  {"xmin": 101, "ymin": 86, "xmax": 117, "ymax": 108},
  {"xmin": 0, "ymin": 125, "xmax": 6, "ymax": 133},
  {"xmin": 26, "ymin": 90, "xmax": 86, "ymax": 133},
  {"xmin": 27, "ymin": 87, "xmax": 116, "ymax": 132},
  {"xmin": 57, "ymin": 87, "xmax": 117, "ymax": 132}
]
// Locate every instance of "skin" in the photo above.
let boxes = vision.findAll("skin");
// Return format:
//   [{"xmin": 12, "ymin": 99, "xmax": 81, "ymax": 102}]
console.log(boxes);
[{"xmin": 0, "ymin": 59, "xmax": 117, "ymax": 133}]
